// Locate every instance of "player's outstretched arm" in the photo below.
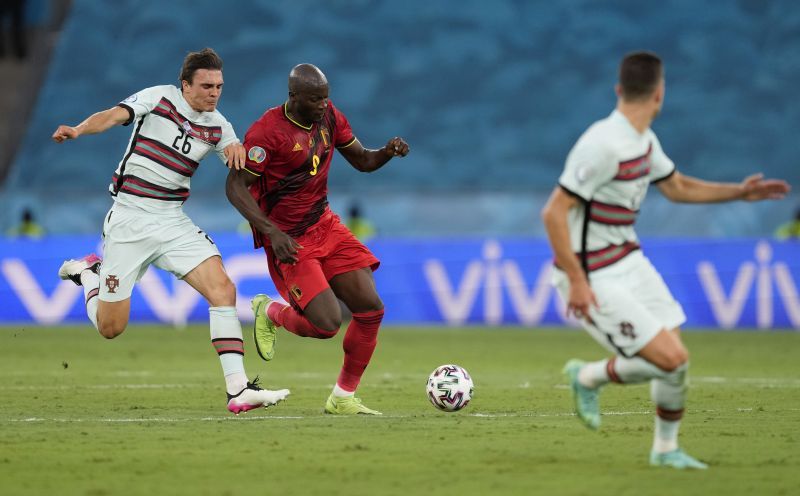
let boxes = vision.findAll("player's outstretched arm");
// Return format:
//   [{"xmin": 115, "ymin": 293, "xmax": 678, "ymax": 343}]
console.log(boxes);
[
  {"xmin": 51, "ymin": 106, "xmax": 130, "ymax": 143},
  {"xmin": 225, "ymin": 168, "xmax": 302, "ymax": 264},
  {"xmin": 657, "ymin": 171, "xmax": 790, "ymax": 203},
  {"xmin": 339, "ymin": 137, "xmax": 409, "ymax": 173}
]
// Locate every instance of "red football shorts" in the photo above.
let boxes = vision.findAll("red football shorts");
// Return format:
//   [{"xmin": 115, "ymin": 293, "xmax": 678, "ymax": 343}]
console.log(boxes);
[{"xmin": 265, "ymin": 211, "xmax": 380, "ymax": 311}]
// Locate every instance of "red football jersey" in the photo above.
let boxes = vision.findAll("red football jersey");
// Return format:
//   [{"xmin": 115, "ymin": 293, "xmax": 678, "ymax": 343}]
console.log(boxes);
[{"xmin": 243, "ymin": 101, "xmax": 356, "ymax": 248}]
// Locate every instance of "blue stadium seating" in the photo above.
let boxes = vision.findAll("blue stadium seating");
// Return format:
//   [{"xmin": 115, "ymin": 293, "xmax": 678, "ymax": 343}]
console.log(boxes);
[{"xmin": 2, "ymin": 0, "xmax": 798, "ymax": 236}]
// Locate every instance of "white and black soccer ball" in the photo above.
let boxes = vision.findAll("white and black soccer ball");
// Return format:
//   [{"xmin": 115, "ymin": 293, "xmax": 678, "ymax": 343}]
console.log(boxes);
[{"xmin": 426, "ymin": 364, "xmax": 473, "ymax": 412}]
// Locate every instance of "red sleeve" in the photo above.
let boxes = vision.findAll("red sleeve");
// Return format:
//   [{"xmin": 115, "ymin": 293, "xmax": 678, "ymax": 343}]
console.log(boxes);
[
  {"xmin": 243, "ymin": 119, "xmax": 273, "ymax": 176},
  {"xmin": 330, "ymin": 102, "xmax": 356, "ymax": 149}
]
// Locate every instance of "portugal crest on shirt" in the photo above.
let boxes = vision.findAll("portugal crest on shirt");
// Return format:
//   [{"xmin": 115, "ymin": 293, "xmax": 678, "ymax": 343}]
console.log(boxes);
[{"xmin": 106, "ymin": 275, "xmax": 119, "ymax": 294}]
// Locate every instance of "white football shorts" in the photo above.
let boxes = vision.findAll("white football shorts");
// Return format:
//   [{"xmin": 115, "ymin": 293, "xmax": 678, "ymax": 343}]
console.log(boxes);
[
  {"xmin": 553, "ymin": 250, "xmax": 686, "ymax": 357},
  {"xmin": 98, "ymin": 203, "xmax": 220, "ymax": 302}
]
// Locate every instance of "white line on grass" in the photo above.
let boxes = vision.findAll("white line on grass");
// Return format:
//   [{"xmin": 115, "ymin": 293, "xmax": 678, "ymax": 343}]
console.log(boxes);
[
  {"xmin": 2, "ymin": 412, "xmax": 627, "ymax": 423},
  {"xmin": 3, "ymin": 375, "xmax": 799, "ymax": 392},
  {"xmin": 7, "ymin": 415, "xmax": 306, "ymax": 423},
  {"xmin": 0, "ymin": 384, "xmax": 202, "ymax": 391},
  {"xmin": 10, "ymin": 408, "xmax": 795, "ymax": 424}
]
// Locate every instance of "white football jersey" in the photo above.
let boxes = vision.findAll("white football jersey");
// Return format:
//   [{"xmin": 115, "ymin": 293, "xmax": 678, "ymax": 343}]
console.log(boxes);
[
  {"xmin": 558, "ymin": 110, "xmax": 675, "ymax": 272},
  {"xmin": 110, "ymin": 85, "xmax": 238, "ymax": 213}
]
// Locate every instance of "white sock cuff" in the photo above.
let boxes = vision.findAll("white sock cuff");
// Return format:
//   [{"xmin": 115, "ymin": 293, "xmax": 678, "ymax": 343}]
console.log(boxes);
[
  {"xmin": 333, "ymin": 383, "xmax": 355, "ymax": 397},
  {"xmin": 613, "ymin": 356, "xmax": 665, "ymax": 384},
  {"xmin": 80, "ymin": 270, "xmax": 100, "ymax": 288},
  {"xmin": 209, "ymin": 306, "xmax": 243, "ymax": 341},
  {"xmin": 209, "ymin": 306, "xmax": 237, "ymax": 317}
]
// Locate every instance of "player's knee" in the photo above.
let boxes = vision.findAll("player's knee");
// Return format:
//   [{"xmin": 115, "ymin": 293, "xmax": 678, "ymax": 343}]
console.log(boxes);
[
  {"xmin": 363, "ymin": 296, "xmax": 384, "ymax": 313},
  {"xmin": 316, "ymin": 326, "xmax": 339, "ymax": 339},
  {"xmin": 97, "ymin": 319, "xmax": 126, "ymax": 339},
  {"xmin": 351, "ymin": 295, "xmax": 384, "ymax": 314},
  {"xmin": 314, "ymin": 316, "xmax": 342, "ymax": 337},
  {"xmin": 207, "ymin": 278, "xmax": 237, "ymax": 307},
  {"xmin": 660, "ymin": 348, "xmax": 689, "ymax": 372}
]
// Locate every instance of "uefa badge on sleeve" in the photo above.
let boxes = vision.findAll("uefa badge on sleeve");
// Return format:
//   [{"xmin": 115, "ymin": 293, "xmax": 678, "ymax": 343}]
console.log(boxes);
[{"xmin": 248, "ymin": 146, "xmax": 266, "ymax": 164}]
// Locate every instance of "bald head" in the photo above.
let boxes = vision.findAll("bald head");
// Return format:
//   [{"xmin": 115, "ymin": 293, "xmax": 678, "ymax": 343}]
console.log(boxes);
[
  {"xmin": 286, "ymin": 64, "xmax": 330, "ymax": 125},
  {"xmin": 288, "ymin": 64, "xmax": 328, "ymax": 93}
]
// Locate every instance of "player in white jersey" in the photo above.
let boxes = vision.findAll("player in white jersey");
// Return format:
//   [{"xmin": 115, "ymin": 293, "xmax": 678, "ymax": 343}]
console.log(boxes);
[
  {"xmin": 541, "ymin": 51, "xmax": 790, "ymax": 469},
  {"xmin": 52, "ymin": 48, "xmax": 289, "ymax": 414}
]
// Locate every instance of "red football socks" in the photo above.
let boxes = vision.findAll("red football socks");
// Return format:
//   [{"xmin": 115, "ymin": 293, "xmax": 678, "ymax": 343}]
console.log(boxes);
[{"xmin": 336, "ymin": 309, "xmax": 384, "ymax": 392}]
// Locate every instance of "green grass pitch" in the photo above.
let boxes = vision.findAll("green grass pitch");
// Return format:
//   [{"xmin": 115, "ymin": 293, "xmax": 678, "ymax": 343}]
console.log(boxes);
[{"xmin": 1, "ymin": 325, "xmax": 798, "ymax": 496}]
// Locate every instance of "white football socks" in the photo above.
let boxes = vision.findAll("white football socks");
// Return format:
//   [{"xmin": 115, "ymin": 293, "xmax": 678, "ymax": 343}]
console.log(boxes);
[
  {"xmin": 332, "ymin": 383, "xmax": 355, "ymax": 398},
  {"xmin": 653, "ymin": 416, "xmax": 681, "ymax": 453},
  {"xmin": 209, "ymin": 306, "xmax": 249, "ymax": 395},
  {"xmin": 577, "ymin": 359, "xmax": 610, "ymax": 388},
  {"xmin": 650, "ymin": 365, "xmax": 688, "ymax": 453},
  {"xmin": 80, "ymin": 270, "xmax": 100, "ymax": 330}
]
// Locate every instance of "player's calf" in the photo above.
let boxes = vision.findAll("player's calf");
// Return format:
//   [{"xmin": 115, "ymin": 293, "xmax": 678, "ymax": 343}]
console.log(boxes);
[
  {"xmin": 96, "ymin": 318, "xmax": 127, "ymax": 339},
  {"xmin": 96, "ymin": 301, "xmax": 130, "ymax": 339}
]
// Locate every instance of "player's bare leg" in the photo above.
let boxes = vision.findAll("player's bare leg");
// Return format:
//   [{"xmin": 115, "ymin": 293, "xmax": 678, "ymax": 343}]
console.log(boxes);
[
  {"xmin": 183, "ymin": 256, "xmax": 289, "ymax": 413},
  {"xmin": 266, "ymin": 288, "xmax": 342, "ymax": 339},
  {"xmin": 299, "ymin": 289, "xmax": 344, "ymax": 333},
  {"xmin": 95, "ymin": 299, "xmax": 131, "ymax": 338}
]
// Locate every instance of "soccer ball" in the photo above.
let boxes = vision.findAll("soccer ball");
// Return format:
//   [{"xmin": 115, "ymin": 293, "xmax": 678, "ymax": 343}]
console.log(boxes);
[{"xmin": 426, "ymin": 364, "xmax": 473, "ymax": 412}]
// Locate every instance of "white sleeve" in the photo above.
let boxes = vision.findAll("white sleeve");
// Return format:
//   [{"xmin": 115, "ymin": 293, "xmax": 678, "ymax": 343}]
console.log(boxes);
[
  {"xmin": 117, "ymin": 86, "xmax": 164, "ymax": 125},
  {"xmin": 649, "ymin": 134, "xmax": 676, "ymax": 182},
  {"xmin": 558, "ymin": 134, "xmax": 617, "ymax": 201},
  {"xmin": 215, "ymin": 119, "xmax": 239, "ymax": 164}
]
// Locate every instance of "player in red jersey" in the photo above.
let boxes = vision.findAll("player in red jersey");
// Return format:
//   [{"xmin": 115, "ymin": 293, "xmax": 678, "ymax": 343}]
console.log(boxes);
[{"xmin": 226, "ymin": 64, "xmax": 409, "ymax": 415}]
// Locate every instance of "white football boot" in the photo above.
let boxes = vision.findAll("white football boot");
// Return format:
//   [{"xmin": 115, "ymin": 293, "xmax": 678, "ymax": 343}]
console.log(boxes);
[
  {"xmin": 58, "ymin": 254, "xmax": 102, "ymax": 285},
  {"xmin": 226, "ymin": 377, "xmax": 290, "ymax": 414}
]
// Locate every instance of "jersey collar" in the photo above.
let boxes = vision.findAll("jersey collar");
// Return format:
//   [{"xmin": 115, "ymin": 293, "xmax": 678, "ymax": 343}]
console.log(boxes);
[
  {"xmin": 610, "ymin": 109, "xmax": 647, "ymax": 136},
  {"xmin": 283, "ymin": 102, "xmax": 313, "ymax": 131}
]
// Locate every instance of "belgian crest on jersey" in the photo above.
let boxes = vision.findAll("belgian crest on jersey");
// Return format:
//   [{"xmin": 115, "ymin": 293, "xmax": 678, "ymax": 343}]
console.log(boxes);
[
  {"xmin": 290, "ymin": 285, "xmax": 303, "ymax": 301},
  {"xmin": 320, "ymin": 127, "xmax": 330, "ymax": 149}
]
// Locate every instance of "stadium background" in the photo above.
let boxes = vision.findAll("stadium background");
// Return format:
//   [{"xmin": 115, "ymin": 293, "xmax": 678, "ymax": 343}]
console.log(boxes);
[
  {"xmin": 0, "ymin": 0, "xmax": 798, "ymax": 327},
  {"xmin": 2, "ymin": 3, "xmax": 799, "ymax": 496}
]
